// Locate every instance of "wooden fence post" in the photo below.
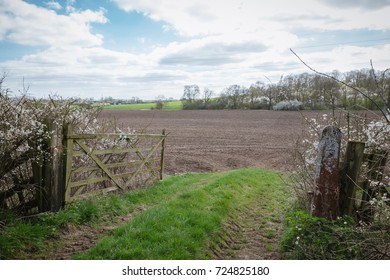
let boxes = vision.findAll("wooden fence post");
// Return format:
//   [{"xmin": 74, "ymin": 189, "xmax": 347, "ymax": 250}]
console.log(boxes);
[
  {"xmin": 359, "ymin": 150, "xmax": 388, "ymax": 223},
  {"xmin": 35, "ymin": 119, "xmax": 66, "ymax": 212},
  {"xmin": 160, "ymin": 129, "xmax": 166, "ymax": 180},
  {"xmin": 35, "ymin": 120, "xmax": 50, "ymax": 212},
  {"xmin": 50, "ymin": 120, "xmax": 66, "ymax": 212},
  {"xmin": 62, "ymin": 123, "xmax": 73, "ymax": 204},
  {"xmin": 311, "ymin": 125, "xmax": 342, "ymax": 220},
  {"xmin": 339, "ymin": 141, "xmax": 365, "ymax": 216}
]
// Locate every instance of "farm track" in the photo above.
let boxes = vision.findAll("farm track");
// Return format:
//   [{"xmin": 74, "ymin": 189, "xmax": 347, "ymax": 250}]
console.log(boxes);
[{"xmin": 96, "ymin": 110, "xmax": 301, "ymax": 259}]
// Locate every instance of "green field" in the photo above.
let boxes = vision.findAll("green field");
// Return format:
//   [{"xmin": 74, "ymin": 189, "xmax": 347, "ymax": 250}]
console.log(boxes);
[
  {"xmin": 104, "ymin": 100, "xmax": 182, "ymax": 110},
  {"xmin": 0, "ymin": 168, "xmax": 290, "ymax": 260}
]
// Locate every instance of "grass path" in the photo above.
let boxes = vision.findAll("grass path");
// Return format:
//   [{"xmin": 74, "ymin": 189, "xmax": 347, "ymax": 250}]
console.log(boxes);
[
  {"xmin": 207, "ymin": 170, "xmax": 291, "ymax": 260},
  {"xmin": 0, "ymin": 168, "xmax": 291, "ymax": 259},
  {"xmin": 75, "ymin": 169, "xmax": 290, "ymax": 260}
]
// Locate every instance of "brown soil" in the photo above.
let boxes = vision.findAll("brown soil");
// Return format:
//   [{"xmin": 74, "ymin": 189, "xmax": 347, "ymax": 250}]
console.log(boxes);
[
  {"xmin": 41, "ymin": 205, "xmax": 146, "ymax": 260},
  {"xmin": 99, "ymin": 110, "xmax": 309, "ymax": 174}
]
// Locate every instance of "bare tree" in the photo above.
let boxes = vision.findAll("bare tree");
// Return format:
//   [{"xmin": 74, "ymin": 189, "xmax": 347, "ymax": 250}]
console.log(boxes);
[
  {"xmin": 202, "ymin": 88, "xmax": 214, "ymax": 108},
  {"xmin": 181, "ymin": 84, "xmax": 200, "ymax": 109},
  {"xmin": 223, "ymin": 84, "xmax": 247, "ymax": 109}
]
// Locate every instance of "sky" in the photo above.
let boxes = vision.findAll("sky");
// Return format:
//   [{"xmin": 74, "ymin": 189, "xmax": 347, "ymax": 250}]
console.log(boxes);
[{"xmin": 0, "ymin": 0, "xmax": 389, "ymax": 100}]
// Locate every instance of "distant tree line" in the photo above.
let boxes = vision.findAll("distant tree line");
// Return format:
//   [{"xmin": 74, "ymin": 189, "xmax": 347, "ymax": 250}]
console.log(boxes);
[
  {"xmin": 101, "ymin": 96, "xmax": 144, "ymax": 105},
  {"xmin": 181, "ymin": 68, "xmax": 390, "ymax": 111}
]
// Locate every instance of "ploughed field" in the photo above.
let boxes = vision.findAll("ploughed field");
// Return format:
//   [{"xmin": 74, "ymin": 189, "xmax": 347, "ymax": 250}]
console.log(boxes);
[{"xmin": 99, "ymin": 110, "xmax": 308, "ymax": 174}]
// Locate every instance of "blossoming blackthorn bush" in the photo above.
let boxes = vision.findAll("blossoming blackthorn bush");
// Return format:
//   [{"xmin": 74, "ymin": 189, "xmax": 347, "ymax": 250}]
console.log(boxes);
[
  {"xmin": 0, "ymin": 76, "xmax": 103, "ymax": 211},
  {"xmin": 283, "ymin": 110, "xmax": 390, "ymax": 258},
  {"xmin": 273, "ymin": 100, "xmax": 303, "ymax": 111}
]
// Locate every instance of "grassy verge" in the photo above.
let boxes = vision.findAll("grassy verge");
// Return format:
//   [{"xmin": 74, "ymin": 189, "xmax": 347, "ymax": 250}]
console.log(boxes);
[
  {"xmin": 104, "ymin": 100, "xmax": 182, "ymax": 110},
  {"xmin": 0, "ymin": 168, "xmax": 289, "ymax": 260}
]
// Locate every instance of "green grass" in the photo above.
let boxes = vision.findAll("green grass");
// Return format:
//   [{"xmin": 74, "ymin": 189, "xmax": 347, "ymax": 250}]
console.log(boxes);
[
  {"xmin": 104, "ymin": 100, "xmax": 182, "ymax": 110},
  {"xmin": 76, "ymin": 168, "xmax": 288, "ymax": 259},
  {"xmin": 0, "ymin": 196, "xmax": 133, "ymax": 259},
  {"xmin": 0, "ymin": 168, "xmax": 289, "ymax": 260}
]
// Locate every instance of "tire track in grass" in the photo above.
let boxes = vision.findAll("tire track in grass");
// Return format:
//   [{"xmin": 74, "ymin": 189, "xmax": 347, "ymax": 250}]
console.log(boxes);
[
  {"xmin": 208, "ymin": 170, "xmax": 291, "ymax": 259},
  {"xmin": 74, "ymin": 168, "xmax": 290, "ymax": 260},
  {"xmin": 46, "ymin": 172, "xmax": 226, "ymax": 259}
]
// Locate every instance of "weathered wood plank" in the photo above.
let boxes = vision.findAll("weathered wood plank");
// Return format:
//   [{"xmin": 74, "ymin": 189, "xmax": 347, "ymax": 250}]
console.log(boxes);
[
  {"xmin": 68, "ymin": 176, "xmax": 110, "ymax": 188},
  {"xmin": 72, "ymin": 158, "xmax": 160, "ymax": 174},
  {"xmin": 67, "ymin": 186, "xmax": 120, "ymax": 202},
  {"xmin": 126, "ymin": 137, "xmax": 165, "ymax": 187},
  {"xmin": 68, "ymin": 167, "xmax": 161, "ymax": 190},
  {"xmin": 74, "ymin": 139, "xmax": 125, "ymax": 190},
  {"xmin": 68, "ymin": 133, "xmax": 164, "ymax": 139},
  {"xmin": 339, "ymin": 141, "xmax": 365, "ymax": 216},
  {"xmin": 359, "ymin": 150, "xmax": 388, "ymax": 223},
  {"xmin": 93, "ymin": 147, "xmax": 154, "ymax": 156},
  {"xmin": 114, "ymin": 167, "xmax": 161, "ymax": 179},
  {"xmin": 63, "ymin": 124, "xmax": 74, "ymax": 203},
  {"xmin": 127, "ymin": 138, "xmax": 162, "ymax": 179},
  {"xmin": 72, "ymin": 147, "xmax": 153, "ymax": 157}
]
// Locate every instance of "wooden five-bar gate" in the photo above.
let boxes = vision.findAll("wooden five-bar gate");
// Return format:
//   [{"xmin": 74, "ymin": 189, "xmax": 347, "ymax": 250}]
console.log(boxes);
[{"xmin": 26, "ymin": 122, "xmax": 166, "ymax": 213}]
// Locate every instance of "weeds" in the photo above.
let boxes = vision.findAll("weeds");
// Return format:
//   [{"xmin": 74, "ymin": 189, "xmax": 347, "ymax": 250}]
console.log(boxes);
[
  {"xmin": 281, "ymin": 210, "xmax": 390, "ymax": 259},
  {"xmin": 281, "ymin": 211, "xmax": 359, "ymax": 259}
]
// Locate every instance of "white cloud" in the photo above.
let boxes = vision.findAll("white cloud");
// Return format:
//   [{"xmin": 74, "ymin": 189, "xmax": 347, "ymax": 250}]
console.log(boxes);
[
  {"xmin": 319, "ymin": 0, "xmax": 390, "ymax": 10},
  {"xmin": 44, "ymin": 1, "xmax": 62, "ymax": 10},
  {"xmin": 65, "ymin": 0, "xmax": 76, "ymax": 13},
  {"xmin": 153, "ymin": 35, "xmax": 268, "ymax": 67},
  {"xmin": 111, "ymin": 0, "xmax": 390, "ymax": 36},
  {"xmin": 0, "ymin": 44, "xmax": 188, "ymax": 99},
  {"xmin": 2, "ymin": 42, "xmax": 390, "ymax": 100},
  {"xmin": 0, "ymin": 0, "xmax": 107, "ymax": 47},
  {"xmin": 0, "ymin": 0, "xmax": 389, "ymax": 100},
  {"xmin": 108, "ymin": 0, "xmax": 390, "ymax": 92},
  {"xmin": 296, "ymin": 44, "xmax": 390, "ymax": 73},
  {"xmin": 109, "ymin": 0, "xmax": 390, "ymax": 82}
]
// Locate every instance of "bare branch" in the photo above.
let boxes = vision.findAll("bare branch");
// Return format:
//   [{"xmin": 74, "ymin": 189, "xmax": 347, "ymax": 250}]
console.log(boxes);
[
  {"xmin": 290, "ymin": 48, "xmax": 389, "ymax": 123},
  {"xmin": 371, "ymin": 60, "xmax": 390, "ymax": 116}
]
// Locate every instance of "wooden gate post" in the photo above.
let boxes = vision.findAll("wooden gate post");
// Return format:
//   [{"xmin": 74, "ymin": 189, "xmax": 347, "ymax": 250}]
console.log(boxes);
[
  {"xmin": 35, "ymin": 119, "xmax": 51, "ymax": 212},
  {"xmin": 62, "ymin": 123, "xmax": 73, "ymax": 204},
  {"xmin": 160, "ymin": 129, "xmax": 166, "ymax": 180},
  {"xmin": 35, "ymin": 119, "xmax": 66, "ymax": 212},
  {"xmin": 311, "ymin": 126, "xmax": 342, "ymax": 220},
  {"xmin": 49, "ymin": 119, "xmax": 66, "ymax": 211},
  {"xmin": 339, "ymin": 141, "xmax": 365, "ymax": 216}
]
